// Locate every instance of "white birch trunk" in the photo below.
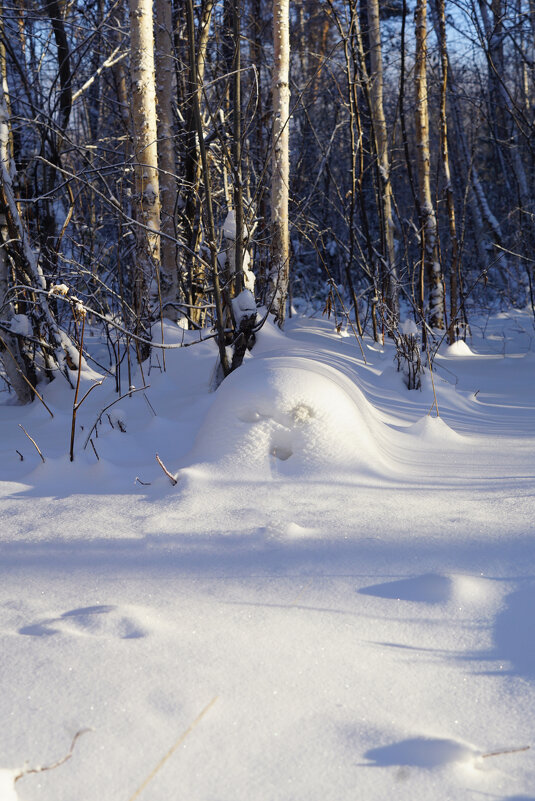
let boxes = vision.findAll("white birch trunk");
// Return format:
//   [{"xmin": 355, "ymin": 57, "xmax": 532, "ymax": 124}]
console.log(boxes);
[
  {"xmin": 367, "ymin": 0, "xmax": 398, "ymax": 323},
  {"xmin": 155, "ymin": 0, "xmax": 179, "ymax": 318},
  {"xmin": 0, "ymin": 53, "xmax": 33, "ymax": 403},
  {"xmin": 414, "ymin": 0, "xmax": 445, "ymax": 329},
  {"xmin": 268, "ymin": 0, "xmax": 290, "ymax": 325},
  {"xmin": 129, "ymin": 0, "xmax": 160, "ymax": 355}
]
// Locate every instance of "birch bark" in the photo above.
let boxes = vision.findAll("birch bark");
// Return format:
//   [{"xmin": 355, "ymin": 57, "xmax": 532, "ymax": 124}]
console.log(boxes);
[
  {"xmin": 367, "ymin": 0, "xmax": 398, "ymax": 325},
  {"xmin": 129, "ymin": 0, "xmax": 160, "ymax": 358},
  {"xmin": 414, "ymin": 0, "xmax": 445, "ymax": 329},
  {"xmin": 155, "ymin": 0, "xmax": 179, "ymax": 318},
  {"xmin": 268, "ymin": 0, "xmax": 290, "ymax": 325}
]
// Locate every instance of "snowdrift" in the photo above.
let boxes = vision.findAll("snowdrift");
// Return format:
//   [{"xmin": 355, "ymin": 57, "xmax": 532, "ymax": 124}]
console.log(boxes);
[{"xmin": 184, "ymin": 356, "xmax": 388, "ymax": 480}]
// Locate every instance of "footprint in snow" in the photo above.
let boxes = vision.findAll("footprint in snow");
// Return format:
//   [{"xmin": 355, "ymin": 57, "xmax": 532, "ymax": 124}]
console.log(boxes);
[
  {"xmin": 364, "ymin": 737, "xmax": 474, "ymax": 768},
  {"xmin": 359, "ymin": 574, "xmax": 453, "ymax": 604},
  {"xmin": 18, "ymin": 605, "xmax": 147, "ymax": 639}
]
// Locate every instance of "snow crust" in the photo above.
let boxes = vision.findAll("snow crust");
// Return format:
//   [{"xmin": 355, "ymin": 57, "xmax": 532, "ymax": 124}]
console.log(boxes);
[{"xmin": 0, "ymin": 311, "xmax": 535, "ymax": 801}]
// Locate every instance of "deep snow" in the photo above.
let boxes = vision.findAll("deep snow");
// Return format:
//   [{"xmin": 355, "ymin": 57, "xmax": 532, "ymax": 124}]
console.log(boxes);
[{"xmin": 0, "ymin": 309, "xmax": 534, "ymax": 801}]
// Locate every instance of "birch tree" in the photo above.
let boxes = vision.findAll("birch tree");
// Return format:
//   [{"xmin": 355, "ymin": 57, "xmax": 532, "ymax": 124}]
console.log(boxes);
[
  {"xmin": 0, "ymin": 34, "xmax": 33, "ymax": 403},
  {"xmin": 129, "ymin": 0, "xmax": 160, "ymax": 359},
  {"xmin": 155, "ymin": 0, "xmax": 179, "ymax": 318},
  {"xmin": 267, "ymin": 0, "xmax": 290, "ymax": 325},
  {"xmin": 433, "ymin": 0, "xmax": 460, "ymax": 340},
  {"xmin": 367, "ymin": 0, "xmax": 398, "ymax": 326},
  {"xmin": 414, "ymin": 0, "xmax": 445, "ymax": 330}
]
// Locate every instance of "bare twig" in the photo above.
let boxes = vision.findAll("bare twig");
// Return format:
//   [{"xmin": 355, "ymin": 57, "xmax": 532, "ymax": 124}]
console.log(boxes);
[
  {"xmin": 14, "ymin": 728, "xmax": 92, "ymax": 783},
  {"xmin": 143, "ymin": 393, "xmax": 157, "ymax": 416},
  {"xmin": 69, "ymin": 314, "xmax": 104, "ymax": 461},
  {"xmin": 427, "ymin": 358, "xmax": 440, "ymax": 417},
  {"xmin": 155, "ymin": 454, "xmax": 178, "ymax": 486},
  {"xmin": 83, "ymin": 386, "xmax": 149, "ymax": 449},
  {"xmin": 18, "ymin": 425, "xmax": 45, "ymax": 462},
  {"xmin": 481, "ymin": 745, "xmax": 530, "ymax": 759}
]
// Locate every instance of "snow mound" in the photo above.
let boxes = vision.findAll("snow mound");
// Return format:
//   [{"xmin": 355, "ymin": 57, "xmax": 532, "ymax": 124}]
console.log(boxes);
[
  {"xmin": 185, "ymin": 357, "xmax": 386, "ymax": 479},
  {"xmin": 444, "ymin": 339, "xmax": 474, "ymax": 357},
  {"xmin": 406, "ymin": 415, "xmax": 463, "ymax": 442}
]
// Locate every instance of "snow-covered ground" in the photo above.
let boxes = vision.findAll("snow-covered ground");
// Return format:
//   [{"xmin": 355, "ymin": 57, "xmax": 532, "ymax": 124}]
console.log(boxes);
[{"xmin": 1, "ymin": 309, "xmax": 534, "ymax": 801}]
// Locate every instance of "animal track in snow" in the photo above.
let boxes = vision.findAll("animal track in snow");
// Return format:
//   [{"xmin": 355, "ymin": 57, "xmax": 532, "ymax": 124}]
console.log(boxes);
[
  {"xmin": 270, "ymin": 442, "xmax": 293, "ymax": 461},
  {"xmin": 18, "ymin": 605, "xmax": 148, "ymax": 639}
]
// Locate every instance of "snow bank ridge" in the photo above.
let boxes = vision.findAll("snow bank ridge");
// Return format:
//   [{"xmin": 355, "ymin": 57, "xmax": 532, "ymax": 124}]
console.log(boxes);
[{"xmin": 185, "ymin": 357, "xmax": 386, "ymax": 479}]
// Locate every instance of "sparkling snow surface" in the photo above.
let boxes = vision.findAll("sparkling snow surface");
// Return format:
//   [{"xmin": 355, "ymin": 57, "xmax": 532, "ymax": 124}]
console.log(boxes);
[{"xmin": 0, "ymin": 311, "xmax": 534, "ymax": 801}]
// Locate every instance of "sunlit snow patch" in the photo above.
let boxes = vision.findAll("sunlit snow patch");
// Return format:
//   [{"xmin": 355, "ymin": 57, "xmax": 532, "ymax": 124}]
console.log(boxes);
[
  {"xmin": 406, "ymin": 415, "xmax": 464, "ymax": 442},
  {"xmin": 0, "ymin": 770, "xmax": 18, "ymax": 801},
  {"xmin": 443, "ymin": 340, "xmax": 474, "ymax": 357},
  {"xmin": 184, "ymin": 357, "xmax": 387, "ymax": 479}
]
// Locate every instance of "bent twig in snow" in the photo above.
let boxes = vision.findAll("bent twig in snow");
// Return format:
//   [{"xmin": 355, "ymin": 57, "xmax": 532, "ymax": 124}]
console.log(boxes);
[
  {"xmin": 155, "ymin": 454, "xmax": 177, "ymax": 486},
  {"xmin": 14, "ymin": 728, "xmax": 92, "ymax": 783},
  {"xmin": 18, "ymin": 424, "xmax": 44, "ymax": 463}
]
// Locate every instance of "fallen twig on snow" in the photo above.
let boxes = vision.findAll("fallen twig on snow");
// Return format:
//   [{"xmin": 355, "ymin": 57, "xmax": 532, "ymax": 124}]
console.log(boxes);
[
  {"xmin": 14, "ymin": 728, "xmax": 92, "ymax": 783},
  {"xmin": 481, "ymin": 745, "xmax": 530, "ymax": 759}
]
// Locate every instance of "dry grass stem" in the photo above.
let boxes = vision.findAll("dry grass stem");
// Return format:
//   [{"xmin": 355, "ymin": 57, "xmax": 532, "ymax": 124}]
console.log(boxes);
[
  {"xmin": 481, "ymin": 745, "xmax": 530, "ymax": 759},
  {"xmin": 128, "ymin": 696, "xmax": 218, "ymax": 801}
]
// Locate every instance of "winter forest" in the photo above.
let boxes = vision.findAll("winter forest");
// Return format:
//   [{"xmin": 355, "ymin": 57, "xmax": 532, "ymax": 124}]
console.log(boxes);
[
  {"xmin": 0, "ymin": 0, "xmax": 533, "ymax": 383},
  {"xmin": 1, "ymin": 0, "xmax": 535, "ymax": 800}
]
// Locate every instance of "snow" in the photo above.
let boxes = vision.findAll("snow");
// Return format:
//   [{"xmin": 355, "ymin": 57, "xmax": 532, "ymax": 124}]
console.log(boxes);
[
  {"xmin": 401, "ymin": 317, "xmax": 419, "ymax": 336},
  {"xmin": 230, "ymin": 289, "xmax": 256, "ymax": 326},
  {"xmin": 1, "ymin": 310, "xmax": 535, "ymax": 800},
  {"xmin": 443, "ymin": 339, "xmax": 474, "ymax": 357},
  {"xmin": 9, "ymin": 315, "xmax": 32, "ymax": 337},
  {"xmin": 223, "ymin": 209, "xmax": 237, "ymax": 241}
]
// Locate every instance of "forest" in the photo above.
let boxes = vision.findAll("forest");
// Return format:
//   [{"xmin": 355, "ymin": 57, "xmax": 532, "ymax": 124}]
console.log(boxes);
[
  {"xmin": 1, "ymin": 0, "xmax": 533, "ymax": 400},
  {"xmin": 1, "ymin": 3, "xmax": 535, "ymax": 798}
]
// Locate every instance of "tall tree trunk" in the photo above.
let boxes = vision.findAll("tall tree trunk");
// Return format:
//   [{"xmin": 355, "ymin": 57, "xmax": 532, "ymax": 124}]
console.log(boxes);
[
  {"xmin": 180, "ymin": 0, "xmax": 214, "ymax": 326},
  {"xmin": 129, "ymin": 0, "xmax": 161, "ymax": 360},
  {"xmin": 0, "ymin": 32, "xmax": 34, "ymax": 403},
  {"xmin": 414, "ymin": 0, "xmax": 445, "ymax": 330},
  {"xmin": 433, "ymin": 0, "xmax": 460, "ymax": 341},
  {"xmin": 366, "ymin": 0, "xmax": 398, "ymax": 327},
  {"xmin": 155, "ymin": 0, "xmax": 179, "ymax": 319},
  {"xmin": 267, "ymin": 0, "xmax": 290, "ymax": 325}
]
